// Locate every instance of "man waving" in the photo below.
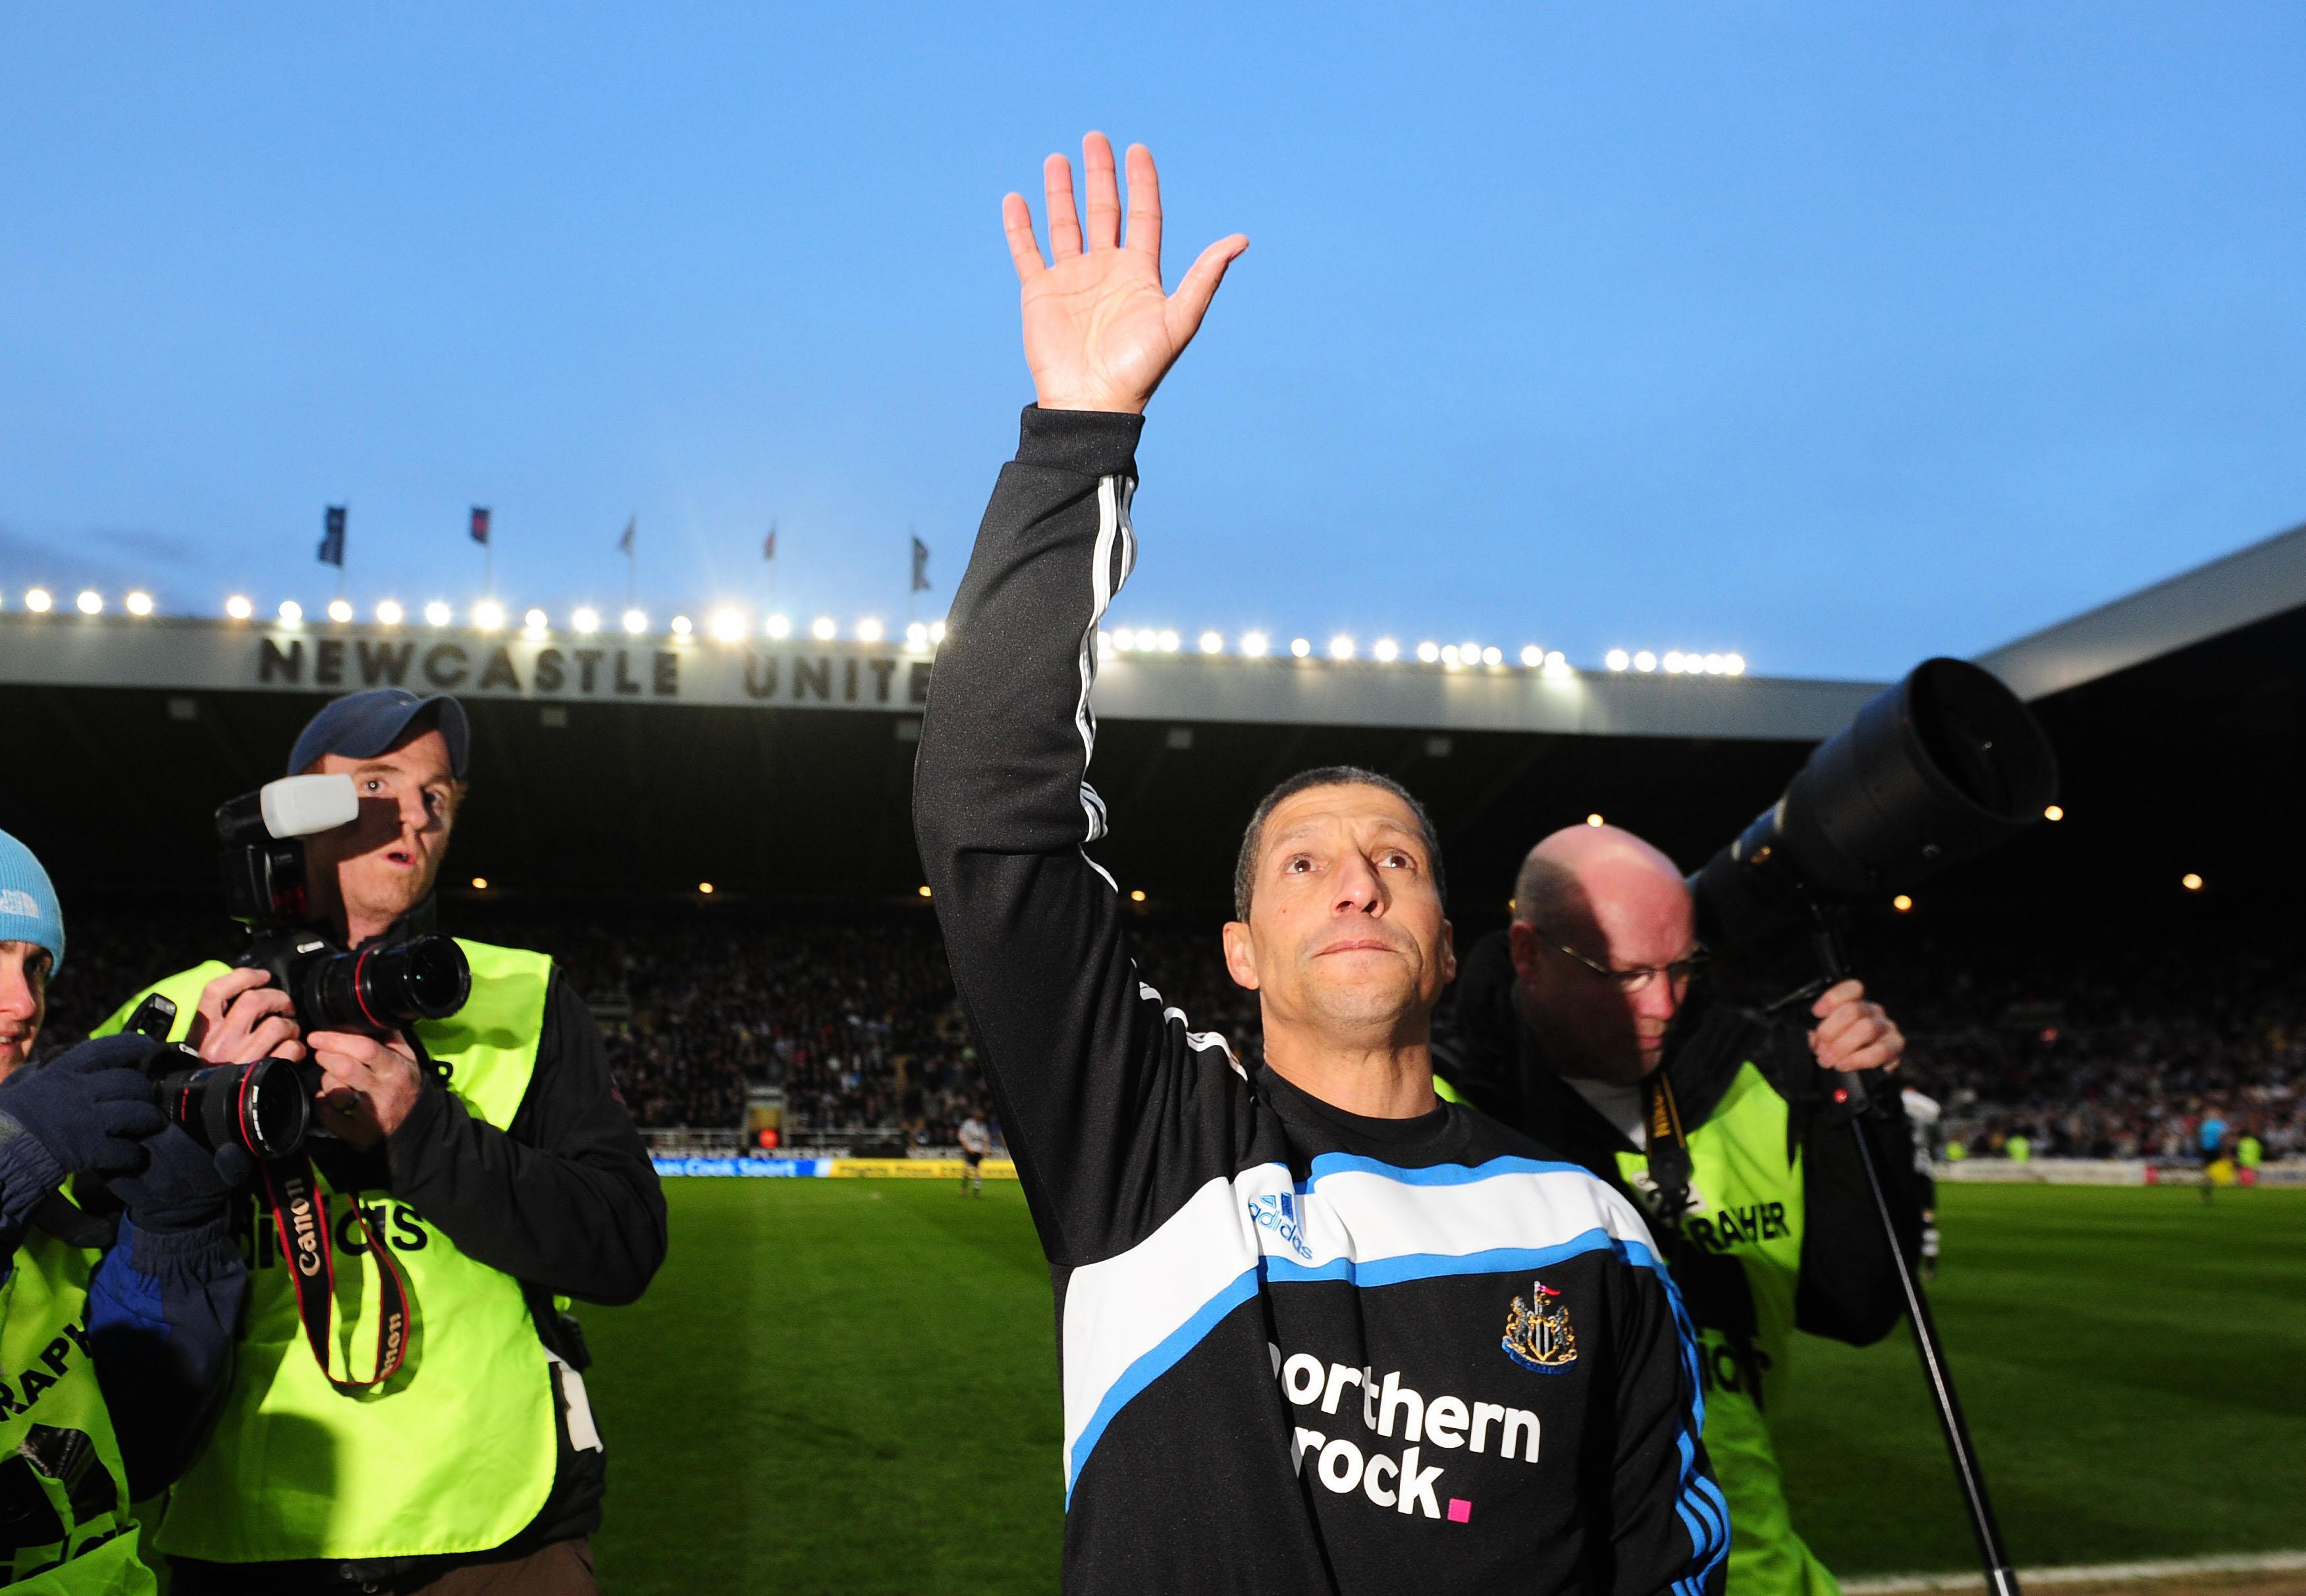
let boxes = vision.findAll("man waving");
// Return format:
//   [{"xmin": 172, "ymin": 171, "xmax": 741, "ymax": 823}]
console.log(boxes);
[{"xmin": 914, "ymin": 133, "xmax": 1727, "ymax": 1596}]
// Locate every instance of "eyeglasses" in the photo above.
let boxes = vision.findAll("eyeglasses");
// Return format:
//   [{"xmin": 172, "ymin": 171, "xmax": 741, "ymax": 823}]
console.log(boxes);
[{"xmin": 1541, "ymin": 935, "xmax": 1706, "ymax": 996}]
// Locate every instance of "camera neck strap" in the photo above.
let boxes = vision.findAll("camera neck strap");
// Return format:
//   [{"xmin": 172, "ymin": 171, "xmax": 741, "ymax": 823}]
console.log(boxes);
[
  {"xmin": 1640, "ymin": 1070, "xmax": 1696, "ymax": 1227},
  {"xmin": 257, "ymin": 1155, "xmax": 411, "ymax": 1395}
]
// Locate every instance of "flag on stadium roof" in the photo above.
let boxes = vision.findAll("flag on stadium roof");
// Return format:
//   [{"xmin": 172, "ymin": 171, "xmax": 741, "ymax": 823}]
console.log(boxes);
[
  {"xmin": 317, "ymin": 506, "xmax": 346, "ymax": 568},
  {"xmin": 764, "ymin": 523, "xmax": 777, "ymax": 562},
  {"xmin": 469, "ymin": 506, "xmax": 491, "ymax": 546},
  {"xmin": 617, "ymin": 515, "xmax": 636, "ymax": 556},
  {"xmin": 911, "ymin": 535, "xmax": 930, "ymax": 593}
]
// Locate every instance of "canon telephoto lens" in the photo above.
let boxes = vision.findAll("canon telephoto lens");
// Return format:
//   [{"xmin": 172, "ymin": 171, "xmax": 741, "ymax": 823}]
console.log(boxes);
[
  {"xmin": 295, "ymin": 934, "xmax": 472, "ymax": 1032},
  {"xmin": 151, "ymin": 1055, "xmax": 316, "ymax": 1162}
]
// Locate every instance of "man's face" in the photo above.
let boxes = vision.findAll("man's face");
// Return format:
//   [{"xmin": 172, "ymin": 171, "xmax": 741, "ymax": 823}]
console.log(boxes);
[
  {"xmin": 303, "ymin": 729, "xmax": 460, "ymax": 939},
  {"xmin": 1223, "ymin": 784, "xmax": 1456, "ymax": 1044},
  {"xmin": 1509, "ymin": 862, "xmax": 1696, "ymax": 1086},
  {"xmin": 0, "ymin": 941, "xmax": 51, "ymax": 1077}
]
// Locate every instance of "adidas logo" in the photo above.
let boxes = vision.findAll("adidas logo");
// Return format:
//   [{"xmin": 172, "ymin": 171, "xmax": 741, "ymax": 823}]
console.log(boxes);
[{"xmin": 1247, "ymin": 1192, "xmax": 1314, "ymax": 1260}]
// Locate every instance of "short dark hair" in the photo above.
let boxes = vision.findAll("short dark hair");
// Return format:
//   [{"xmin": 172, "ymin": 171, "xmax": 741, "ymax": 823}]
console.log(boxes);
[{"xmin": 1233, "ymin": 766, "xmax": 1446, "ymax": 920}]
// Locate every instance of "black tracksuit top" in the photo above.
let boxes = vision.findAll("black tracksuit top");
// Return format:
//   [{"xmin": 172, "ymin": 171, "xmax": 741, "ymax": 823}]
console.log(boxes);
[{"xmin": 913, "ymin": 407, "xmax": 1730, "ymax": 1596}]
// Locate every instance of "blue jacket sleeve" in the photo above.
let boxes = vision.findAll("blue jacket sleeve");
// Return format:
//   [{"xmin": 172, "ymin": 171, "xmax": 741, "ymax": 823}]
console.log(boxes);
[{"xmin": 86, "ymin": 1214, "xmax": 247, "ymax": 1501}]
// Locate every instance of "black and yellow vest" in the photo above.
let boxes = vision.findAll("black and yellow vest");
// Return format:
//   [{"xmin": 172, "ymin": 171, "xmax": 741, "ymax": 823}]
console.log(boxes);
[
  {"xmin": 0, "ymin": 1225, "xmax": 155, "ymax": 1594},
  {"xmin": 94, "ymin": 940, "xmax": 563, "ymax": 1564}
]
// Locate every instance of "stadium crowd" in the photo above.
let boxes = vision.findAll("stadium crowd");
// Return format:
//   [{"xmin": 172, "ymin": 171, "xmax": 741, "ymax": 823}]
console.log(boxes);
[{"xmin": 36, "ymin": 899, "xmax": 2299, "ymax": 1165}]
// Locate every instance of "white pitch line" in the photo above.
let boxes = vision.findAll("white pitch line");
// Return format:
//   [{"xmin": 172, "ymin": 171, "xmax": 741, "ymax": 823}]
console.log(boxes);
[{"xmin": 1844, "ymin": 1551, "xmax": 2306, "ymax": 1594}]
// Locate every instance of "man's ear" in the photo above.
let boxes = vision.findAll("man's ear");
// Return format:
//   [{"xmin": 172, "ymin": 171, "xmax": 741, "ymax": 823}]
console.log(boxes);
[
  {"xmin": 1507, "ymin": 920, "xmax": 1541, "ymax": 983},
  {"xmin": 1221, "ymin": 920, "xmax": 1261, "ymax": 992},
  {"xmin": 1438, "ymin": 918, "xmax": 1458, "ymax": 986}
]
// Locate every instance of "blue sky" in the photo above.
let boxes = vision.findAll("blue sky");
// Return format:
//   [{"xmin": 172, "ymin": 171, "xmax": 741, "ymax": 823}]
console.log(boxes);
[{"xmin": 3, "ymin": 4, "xmax": 2301, "ymax": 680}]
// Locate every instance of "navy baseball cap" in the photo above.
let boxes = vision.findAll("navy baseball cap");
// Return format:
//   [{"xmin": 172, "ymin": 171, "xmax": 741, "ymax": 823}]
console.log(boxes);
[{"xmin": 288, "ymin": 689, "xmax": 471, "ymax": 778}]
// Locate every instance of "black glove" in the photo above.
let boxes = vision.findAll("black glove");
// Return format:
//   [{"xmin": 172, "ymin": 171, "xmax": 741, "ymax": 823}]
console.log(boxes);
[
  {"xmin": 0, "ymin": 1036, "xmax": 169, "ymax": 1222},
  {"xmin": 107, "ymin": 1123, "xmax": 254, "ymax": 1234}
]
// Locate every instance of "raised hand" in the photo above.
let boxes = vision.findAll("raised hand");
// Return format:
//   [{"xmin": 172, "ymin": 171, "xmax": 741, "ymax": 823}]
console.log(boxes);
[{"xmin": 1004, "ymin": 133, "xmax": 1247, "ymax": 415}]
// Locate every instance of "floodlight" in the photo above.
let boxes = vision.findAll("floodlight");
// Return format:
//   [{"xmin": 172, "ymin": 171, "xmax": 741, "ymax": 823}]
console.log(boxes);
[
  {"xmin": 1724, "ymin": 654, "xmax": 1746, "ymax": 676},
  {"xmin": 712, "ymin": 609, "xmax": 749, "ymax": 643},
  {"xmin": 622, "ymin": 609, "xmax": 648, "ymax": 635},
  {"xmin": 1198, "ymin": 631, "xmax": 1223, "ymax": 654},
  {"xmin": 1289, "ymin": 637, "xmax": 1311, "ymax": 658},
  {"xmin": 572, "ymin": 607, "xmax": 601, "ymax": 635},
  {"xmin": 928, "ymin": 620, "xmax": 946, "ymax": 644},
  {"xmin": 223, "ymin": 594, "xmax": 253, "ymax": 620},
  {"xmin": 277, "ymin": 600, "xmax": 304, "ymax": 625},
  {"xmin": 1241, "ymin": 631, "xmax": 1270, "ymax": 657},
  {"xmin": 1374, "ymin": 638, "xmax": 1399, "ymax": 662},
  {"xmin": 1416, "ymin": 641, "xmax": 1439, "ymax": 664},
  {"xmin": 1634, "ymin": 651, "xmax": 1657, "ymax": 672},
  {"xmin": 472, "ymin": 600, "xmax": 506, "ymax": 631},
  {"xmin": 76, "ymin": 591, "xmax": 103, "ymax": 616},
  {"xmin": 425, "ymin": 602, "xmax": 453, "ymax": 627},
  {"xmin": 809, "ymin": 616, "xmax": 836, "ymax": 641},
  {"xmin": 524, "ymin": 609, "xmax": 549, "ymax": 633},
  {"xmin": 1157, "ymin": 629, "xmax": 1180, "ymax": 653},
  {"xmin": 1481, "ymin": 647, "xmax": 1503, "ymax": 666},
  {"xmin": 671, "ymin": 614, "xmax": 694, "ymax": 636},
  {"xmin": 1329, "ymin": 635, "xmax": 1355, "ymax": 660},
  {"xmin": 907, "ymin": 622, "xmax": 929, "ymax": 649},
  {"xmin": 124, "ymin": 591, "xmax": 155, "ymax": 617},
  {"xmin": 765, "ymin": 613, "xmax": 792, "ymax": 640},
  {"xmin": 377, "ymin": 600, "xmax": 404, "ymax": 625},
  {"xmin": 856, "ymin": 618, "xmax": 884, "ymax": 643},
  {"xmin": 1520, "ymin": 645, "xmax": 1542, "ymax": 668}
]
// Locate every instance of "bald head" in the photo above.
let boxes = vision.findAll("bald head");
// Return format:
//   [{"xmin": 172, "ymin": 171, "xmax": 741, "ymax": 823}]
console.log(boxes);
[
  {"xmin": 1509, "ymin": 825, "xmax": 1697, "ymax": 1084},
  {"xmin": 1515, "ymin": 825, "xmax": 1691, "ymax": 938}
]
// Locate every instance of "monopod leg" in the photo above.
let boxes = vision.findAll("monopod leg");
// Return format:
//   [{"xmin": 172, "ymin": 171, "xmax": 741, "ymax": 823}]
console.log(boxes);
[{"xmin": 1847, "ymin": 1121, "xmax": 2023, "ymax": 1596}]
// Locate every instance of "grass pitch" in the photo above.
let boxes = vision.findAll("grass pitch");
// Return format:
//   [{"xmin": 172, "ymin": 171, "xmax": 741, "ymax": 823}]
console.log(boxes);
[{"xmin": 581, "ymin": 1180, "xmax": 2305, "ymax": 1595}]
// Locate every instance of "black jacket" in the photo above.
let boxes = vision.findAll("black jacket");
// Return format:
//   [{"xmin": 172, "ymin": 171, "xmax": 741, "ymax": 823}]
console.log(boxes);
[
  {"xmin": 914, "ymin": 408, "xmax": 1728, "ymax": 1596},
  {"xmin": 171, "ymin": 919, "xmax": 666, "ymax": 1595},
  {"xmin": 1435, "ymin": 929, "xmax": 1921, "ymax": 1355}
]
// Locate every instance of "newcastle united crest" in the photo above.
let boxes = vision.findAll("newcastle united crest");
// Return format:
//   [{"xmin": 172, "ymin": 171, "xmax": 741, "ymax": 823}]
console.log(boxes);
[{"xmin": 1502, "ymin": 1279, "xmax": 1578, "ymax": 1373}]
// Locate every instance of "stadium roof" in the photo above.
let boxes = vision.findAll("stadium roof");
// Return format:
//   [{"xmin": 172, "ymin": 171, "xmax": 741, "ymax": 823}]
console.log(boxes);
[
  {"xmin": 1976, "ymin": 516, "xmax": 2306, "ymax": 701},
  {"xmin": 3, "ymin": 516, "xmax": 2302, "ymax": 922},
  {"xmin": 0, "ymin": 612, "xmax": 1882, "ymax": 742}
]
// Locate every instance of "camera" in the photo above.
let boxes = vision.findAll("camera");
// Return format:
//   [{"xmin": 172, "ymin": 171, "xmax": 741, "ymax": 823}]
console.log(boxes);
[
  {"xmin": 218, "ymin": 774, "xmax": 472, "ymax": 1032},
  {"xmin": 1691, "ymin": 656, "xmax": 2060, "ymax": 994},
  {"xmin": 120, "ymin": 994, "xmax": 321, "ymax": 1161}
]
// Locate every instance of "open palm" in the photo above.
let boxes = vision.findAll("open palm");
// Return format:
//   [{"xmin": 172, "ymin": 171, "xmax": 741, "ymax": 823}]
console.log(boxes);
[{"xmin": 1004, "ymin": 134, "xmax": 1247, "ymax": 415}]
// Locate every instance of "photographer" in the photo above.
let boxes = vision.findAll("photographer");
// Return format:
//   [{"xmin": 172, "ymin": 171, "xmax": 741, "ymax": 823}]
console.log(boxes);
[
  {"xmin": 0, "ymin": 830, "xmax": 248, "ymax": 1592},
  {"xmin": 1437, "ymin": 824, "xmax": 1921, "ymax": 1596},
  {"xmin": 93, "ymin": 689, "xmax": 666, "ymax": 1596}
]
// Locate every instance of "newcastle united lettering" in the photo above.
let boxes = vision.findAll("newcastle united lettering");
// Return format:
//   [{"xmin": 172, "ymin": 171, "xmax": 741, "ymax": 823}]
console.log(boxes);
[{"xmin": 252, "ymin": 634, "xmax": 935, "ymax": 710}]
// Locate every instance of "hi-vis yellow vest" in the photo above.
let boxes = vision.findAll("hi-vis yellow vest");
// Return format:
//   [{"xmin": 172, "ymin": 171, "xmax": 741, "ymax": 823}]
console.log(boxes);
[
  {"xmin": 1614, "ymin": 1063, "xmax": 1837, "ymax": 1596},
  {"xmin": 0, "ymin": 1229, "xmax": 156, "ymax": 1594},
  {"xmin": 94, "ymin": 940, "xmax": 562, "ymax": 1564}
]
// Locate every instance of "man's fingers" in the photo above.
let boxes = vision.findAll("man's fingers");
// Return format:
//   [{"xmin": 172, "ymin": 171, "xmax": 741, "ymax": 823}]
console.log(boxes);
[
  {"xmin": 1811, "ymin": 978, "xmax": 1865, "ymax": 1019},
  {"xmin": 242, "ymin": 1017, "xmax": 304, "ymax": 1061},
  {"xmin": 1043, "ymin": 153, "xmax": 1082, "ymax": 260},
  {"xmin": 1123, "ymin": 143, "xmax": 1162, "ymax": 261},
  {"xmin": 1081, "ymin": 131, "xmax": 1121, "ymax": 251},
  {"xmin": 196, "ymin": 967, "xmax": 269, "ymax": 1023},
  {"xmin": 1167, "ymin": 234, "xmax": 1248, "ymax": 338},
  {"xmin": 1000, "ymin": 193, "xmax": 1045, "ymax": 282}
]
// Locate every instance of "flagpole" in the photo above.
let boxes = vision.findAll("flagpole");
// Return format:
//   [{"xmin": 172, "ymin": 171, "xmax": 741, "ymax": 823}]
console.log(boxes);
[{"xmin": 907, "ymin": 523, "xmax": 917, "ymax": 629}]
